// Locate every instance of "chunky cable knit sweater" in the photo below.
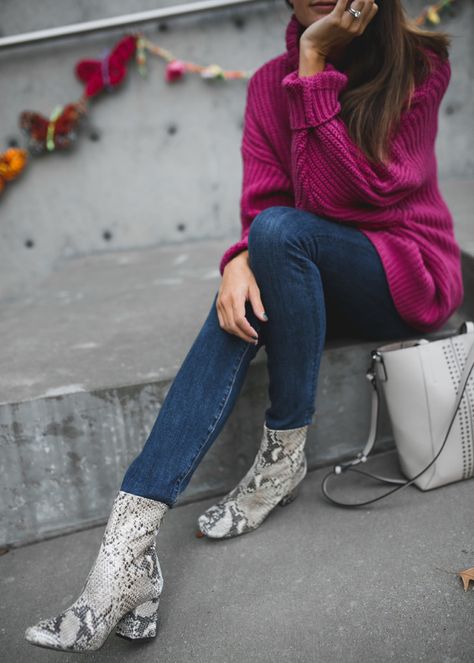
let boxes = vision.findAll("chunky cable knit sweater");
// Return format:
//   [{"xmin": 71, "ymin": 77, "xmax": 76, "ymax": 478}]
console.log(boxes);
[{"xmin": 219, "ymin": 13, "xmax": 464, "ymax": 332}]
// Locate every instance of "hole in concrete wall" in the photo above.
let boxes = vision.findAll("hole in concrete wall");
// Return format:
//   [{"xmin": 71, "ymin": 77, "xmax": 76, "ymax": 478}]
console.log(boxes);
[
  {"xmin": 233, "ymin": 16, "xmax": 246, "ymax": 29},
  {"xmin": 176, "ymin": 223, "xmax": 186, "ymax": 232},
  {"xmin": 102, "ymin": 230, "xmax": 113, "ymax": 241},
  {"xmin": 89, "ymin": 129, "xmax": 101, "ymax": 142},
  {"xmin": 24, "ymin": 239, "xmax": 35, "ymax": 249},
  {"xmin": 167, "ymin": 124, "xmax": 178, "ymax": 135},
  {"xmin": 157, "ymin": 22, "xmax": 169, "ymax": 32},
  {"xmin": 445, "ymin": 102, "xmax": 462, "ymax": 115},
  {"xmin": 7, "ymin": 137, "xmax": 19, "ymax": 148}
]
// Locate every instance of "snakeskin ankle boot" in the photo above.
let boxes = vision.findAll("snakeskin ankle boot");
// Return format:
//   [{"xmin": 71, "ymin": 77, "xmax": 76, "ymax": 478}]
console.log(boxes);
[
  {"xmin": 24, "ymin": 490, "xmax": 169, "ymax": 652},
  {"xmin": 196, "ymin": 422, "xmax": 308, "ymax": 539}
]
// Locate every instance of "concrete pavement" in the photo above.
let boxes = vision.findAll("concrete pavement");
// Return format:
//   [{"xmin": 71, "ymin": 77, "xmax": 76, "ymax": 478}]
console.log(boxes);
[{"xmin": 1, "ymin": 450, "xmax": 473, "ymax": 663}]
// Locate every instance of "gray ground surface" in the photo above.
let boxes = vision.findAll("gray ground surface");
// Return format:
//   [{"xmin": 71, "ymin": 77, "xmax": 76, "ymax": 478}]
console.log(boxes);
[{"xmin": 1, "ymin": 451, "xmax": 473, "ymax": 663}]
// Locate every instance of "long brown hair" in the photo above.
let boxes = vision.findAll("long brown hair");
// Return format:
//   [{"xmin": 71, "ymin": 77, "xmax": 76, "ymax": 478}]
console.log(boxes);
[{"xmin": 284, "ymin": 0, "xmax": 452, "ymax": 164}]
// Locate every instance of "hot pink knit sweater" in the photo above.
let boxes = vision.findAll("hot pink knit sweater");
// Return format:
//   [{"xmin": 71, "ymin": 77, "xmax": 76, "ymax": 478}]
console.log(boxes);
[{"xmin": 219, "ymin": 13, "xmax": 464, "ymax": 332}]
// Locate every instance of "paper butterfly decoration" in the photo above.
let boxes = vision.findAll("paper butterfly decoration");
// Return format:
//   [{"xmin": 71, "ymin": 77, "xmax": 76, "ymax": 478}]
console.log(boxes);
[
  {"xmin": 75, "ymin": 35, "xmax": 137, "ymax": 97},
  {"xmin": 19, "ymin": 102, "xmax": 87, "ymax": 154}
]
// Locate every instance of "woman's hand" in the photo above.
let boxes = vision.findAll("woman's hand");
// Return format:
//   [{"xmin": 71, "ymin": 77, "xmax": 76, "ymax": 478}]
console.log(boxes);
[
  {"xmin": 300, "ymin": 0, "xmax": 379, "ymax": 60},
  {"xmin": 217, "ymin": 250, "xmax": 268, "ymax": 344}
]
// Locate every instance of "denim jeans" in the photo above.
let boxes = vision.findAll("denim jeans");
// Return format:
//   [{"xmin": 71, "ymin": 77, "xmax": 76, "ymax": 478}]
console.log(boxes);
[{"xmin": 120, "ymin": 206, "xmax": 420, "ymax": 506}]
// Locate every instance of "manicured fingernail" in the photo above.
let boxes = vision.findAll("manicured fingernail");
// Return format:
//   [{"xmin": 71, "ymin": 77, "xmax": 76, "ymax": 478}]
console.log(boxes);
[{"xmin": 262, "ymin": 312, "xmax": 268, "ymax": 320}]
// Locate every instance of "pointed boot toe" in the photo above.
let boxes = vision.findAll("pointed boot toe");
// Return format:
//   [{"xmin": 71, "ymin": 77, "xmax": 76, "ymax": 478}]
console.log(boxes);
[
  {"xmin": 25, "ymin": 623, "xmax": 58, "ymax": 650},
  {"xmin": 25, "ymin": 612, "xmax": 81, "ymax": 652},
  {"xmin": 197, "ymin": 501, "xmax": 248, "ymax": 539}
]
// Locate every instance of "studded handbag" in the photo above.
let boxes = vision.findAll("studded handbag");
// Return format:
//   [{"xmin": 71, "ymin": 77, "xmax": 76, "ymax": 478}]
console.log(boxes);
[{"xmin": 321, "ymin": 320, "xmax": 474, "ymax": 507}]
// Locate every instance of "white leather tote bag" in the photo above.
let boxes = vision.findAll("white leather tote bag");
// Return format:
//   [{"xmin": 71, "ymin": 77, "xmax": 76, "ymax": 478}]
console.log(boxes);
[{"xmin": 321, "ymin": 320, "xmax": 474, "ymax": 507}]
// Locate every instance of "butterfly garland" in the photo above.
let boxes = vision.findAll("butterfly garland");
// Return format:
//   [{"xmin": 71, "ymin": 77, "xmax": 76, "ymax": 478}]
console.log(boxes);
[
  {"xmin": 1, "ymin": 32, "xmax": 250, "ymax": 196},
  {"xmin": 75, "ymin": 35, "xmax": 137, "ymax": 97},
  {"xmin": 19, "ymin": 99, "xmax": 88, "ymax": 155},
  {"xmin": 0, "ymin": 1, "xmax": 458, "ymax": 197},
  {"xmin": 415, "ymin": 0, "xmax": 457, "ymax": 26}
]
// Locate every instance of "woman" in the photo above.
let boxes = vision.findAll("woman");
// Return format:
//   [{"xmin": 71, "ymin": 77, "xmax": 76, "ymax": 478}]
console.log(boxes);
[{"xmin": 25, "ymin": 0, "xmax": 463, "ymax": 652}]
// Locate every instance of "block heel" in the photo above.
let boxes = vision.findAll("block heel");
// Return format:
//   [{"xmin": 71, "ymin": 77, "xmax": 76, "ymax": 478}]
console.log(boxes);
[
  {"xmin": 278, "ymin": 486, "xmax": 299, "ymax": 507},
  {"xmin": 115, "ymin": 597, "xmax": 160, "ymax": 640},
  {"xmin": 279, "ymin": 454, "xmax": 307, "ymax": 507}
]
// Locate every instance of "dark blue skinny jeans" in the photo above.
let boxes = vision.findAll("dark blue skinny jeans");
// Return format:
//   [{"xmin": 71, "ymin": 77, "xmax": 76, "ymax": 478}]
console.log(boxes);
[{"xmin": 121, "ymin": 206, "xmax": 420, "ymax": 506}]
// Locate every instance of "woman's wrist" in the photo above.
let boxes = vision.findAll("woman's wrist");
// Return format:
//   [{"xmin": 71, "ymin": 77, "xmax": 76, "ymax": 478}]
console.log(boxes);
[
  {"xmin": 233, "ymin": 249, "xmax": 249, "ymax": 262},
  {"xmin": 223, "ymin": 249, "xmax": 249, "ymax": 275},
  {"xmin": 298, "ymin": 43, "xmax": 326, "ymax": 77}
]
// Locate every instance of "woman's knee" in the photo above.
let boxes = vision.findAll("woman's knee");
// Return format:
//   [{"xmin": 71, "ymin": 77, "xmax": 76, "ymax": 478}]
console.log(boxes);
[{"xmin": 248, "ymin": 206, "xmax": 299, "ymax": 264}]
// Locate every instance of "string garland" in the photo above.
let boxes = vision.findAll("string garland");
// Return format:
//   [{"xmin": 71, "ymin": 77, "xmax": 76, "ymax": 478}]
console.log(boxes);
[
  {"xmin": 414, "ymin": 0, "xmax": 457, "ymax": 26},
  {"xmin": 1, "ymin": 31, "xmax": 253, "ymax": 196},
  {"xmin": 0, "ymin": 1, "xmax": 460, "ymax": 197}
]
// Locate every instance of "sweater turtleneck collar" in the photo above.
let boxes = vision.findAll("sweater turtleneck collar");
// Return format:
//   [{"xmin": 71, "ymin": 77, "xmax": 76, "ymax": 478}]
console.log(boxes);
[{"xmin": 285, "ymin": 12, "xmax": 307, "ymax": 70}]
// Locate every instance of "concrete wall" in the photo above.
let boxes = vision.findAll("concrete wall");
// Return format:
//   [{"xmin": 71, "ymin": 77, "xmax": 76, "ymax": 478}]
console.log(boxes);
[
  {"xmin": 0, "ymin": 0, "xmax": 473, "ymax": 298},
  {"xmin": 1, "ymin": 0, "xmax": 473, "ymax": 549},
  {"xmin": 0, "ymin": 338, "xmax": 398, "ymax": 549}
]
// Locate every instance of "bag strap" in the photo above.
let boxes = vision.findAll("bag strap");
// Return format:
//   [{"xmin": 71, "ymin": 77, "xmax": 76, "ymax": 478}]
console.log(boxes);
[{"xmin": 320, "ymin": 322, "xmax": 474, "ymax": 508}]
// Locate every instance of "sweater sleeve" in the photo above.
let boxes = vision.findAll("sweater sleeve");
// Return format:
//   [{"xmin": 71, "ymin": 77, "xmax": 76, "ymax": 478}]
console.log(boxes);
[
  {"xmin": 219, "ymin": 78, "xmax": 294, "ymax": 276},
  {"xmin": 281, "ymin": 53, "xmax": 451, "ymax": 224}
]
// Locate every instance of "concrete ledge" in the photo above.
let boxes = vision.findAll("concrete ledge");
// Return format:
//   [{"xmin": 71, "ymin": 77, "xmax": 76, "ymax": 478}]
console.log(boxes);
[{"xmin": 1, "ymin": 239, "xmax": 473, "ymax": 549}]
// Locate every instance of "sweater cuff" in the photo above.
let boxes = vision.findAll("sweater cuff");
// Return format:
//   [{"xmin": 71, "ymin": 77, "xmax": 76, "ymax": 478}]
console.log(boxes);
[
  {"xmin": 219, "ymin": 238, "xmax": 249, "ymax": 276},
  {"xmin": 281, "ymin": 64, "xmax": 349, "ymax": 130}
]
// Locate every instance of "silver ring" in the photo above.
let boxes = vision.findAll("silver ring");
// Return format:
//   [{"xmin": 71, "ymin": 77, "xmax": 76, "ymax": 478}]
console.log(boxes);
[{"xmin": 347, "ymin": 6, "xmax": 362, "ymax": 18}]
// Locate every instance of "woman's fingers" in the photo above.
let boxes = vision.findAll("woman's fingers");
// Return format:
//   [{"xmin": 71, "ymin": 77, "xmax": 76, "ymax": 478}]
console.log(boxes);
[
  {"xmin": 215, "ymin": 256, "xmax": 266, "ymax": 343},
  {"xmin": 231, "ymin": 297, "xmax": 259, "ymax": 342},
  {"xmin": 217, "ymin": 297, "xmax": 231, "ymax": 332},
  {"xmin": 334, "ymin": 0, "xmax": 377, "ymax": 29},
  {"xmin": 217, "ymin": 293, "xmax": 258, "ymax": 343},
  {"xmin": 248, "ymin": 284, "xmax": 267, "ymax": 323},
  {"xmin": 356, "ymin": 0, "xmax": 379, "ymax": 30},
  {"xmin": 343, "ymin": 0, "xmax": 378, "ymax": 31},
  {"xmin": 216, "ymin": 304, "xmax": 226, "ymax": 330},
  {"xmin": 333, "ymin": 0, "xmax": 351, "ymax": 19}
]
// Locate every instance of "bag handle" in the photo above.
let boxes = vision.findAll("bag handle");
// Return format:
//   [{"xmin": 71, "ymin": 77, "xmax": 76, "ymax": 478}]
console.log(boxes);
[{"xmin": 320, "ymin": 321, "xmax": 474, "ymax": 508}]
